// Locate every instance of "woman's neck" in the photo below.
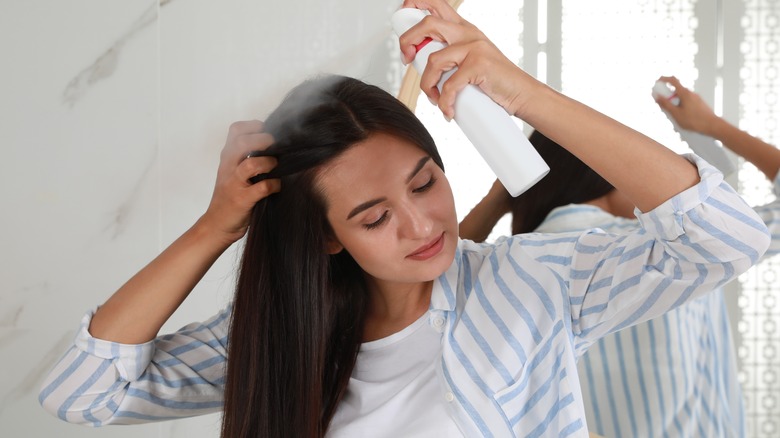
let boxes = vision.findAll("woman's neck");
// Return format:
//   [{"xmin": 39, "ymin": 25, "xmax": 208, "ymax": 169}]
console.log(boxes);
[{"xmin": 362, "ymin": 280, "xmax": 433, "ymax": 342}]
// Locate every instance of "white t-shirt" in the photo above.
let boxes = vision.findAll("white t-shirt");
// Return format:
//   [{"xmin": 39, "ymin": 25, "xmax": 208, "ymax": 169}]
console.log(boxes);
[{"xmin": 327, "ymin": 311, "xmax": 464, "ymax": 437}]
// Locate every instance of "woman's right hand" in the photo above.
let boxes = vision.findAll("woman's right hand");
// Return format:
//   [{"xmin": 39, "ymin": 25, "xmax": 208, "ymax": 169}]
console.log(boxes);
[
  {"xmin": 199, "ymin": 120, "xmax": 281, "ymax": 245},
  {"xmin": 400, "ymin": 0, "xmax": 699, "ymax": 213},
  {"xmin": 89, "ymin": 120, "xmax": 280, "ymax": 344},
  {"xmin": 397, "ymin": 0, "xmax": 542, "ymax": 121}
]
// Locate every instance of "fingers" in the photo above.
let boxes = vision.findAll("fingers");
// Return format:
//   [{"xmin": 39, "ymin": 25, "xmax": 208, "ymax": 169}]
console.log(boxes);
[
  {"xmin": 222, "ymin": 121, "xmax": 274, "ymax": 164},
  {"xmin": 660, "ymin": 76, "xmax": 684, "ymax": 92},
  {"xmin": 426, "ymin": 41, "xmax": 497, "ymax": 119},
  {"xmin": 397, "ymin": 2, "xmax": 526, "ymax": 119},
  {"xmin": 655, "ymin": 75, "xmax": 689, "ymax": 101},
  {"xmin": 238, "ymin": 155, "xmax": 278, "ymax": 185},
  {"xmin": 653, "ymin": 76, "xmax": 718, "ymax": 134},
  {"xmin": 397, "ymin": 0, "xmax": 471, "ymax": 65},
  {"xmin": 212, "ymin": 151, "xmax": 279, "ymax": 224},
  {"xmin": 398, "ymin": 10, "xmax": 489, "ymax": 117},
  {"xmin": 398, "ymin": 14, "xmax": 458, "ymax": 66},
  {"xmin": 219, "ymin": 120, "xmax": 281, "ymax": 194},
  {"xmin": 654, "ymin": 91, "xmax": 677, "ymax": 112},
  {"xmin": 221, "ymin": 123, "xmax": 279, "ymax": 185},
  {"xmin": 226, "ymin": 120, "xmax": 263, "ymax": 145},
  {"xmin": 420, "ymin": 46, "xmax": 469, "ymax": 119},
  {"xmin": 201, "ymin": 121, "xmax": 284, "ymax": 241},
  {"xmin": 653, "ymin": 76, "xmax": 681, "ymax": 110},
  {"xmin": 235, "ymin": 133, "xmax": 275, "ymax": 161},
  {"xmin": 248, "ymin": 177, "xmax": 282, "ymax": 200},
  {"xmin": 401, "ymin": 0, "xmax": 463, "ymax": 22}
]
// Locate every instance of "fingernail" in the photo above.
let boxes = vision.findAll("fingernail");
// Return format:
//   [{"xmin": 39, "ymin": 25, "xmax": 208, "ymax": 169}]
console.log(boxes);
[{"xmin": 428, "ymin": 96, "xmax": 437, "ymax": 106}]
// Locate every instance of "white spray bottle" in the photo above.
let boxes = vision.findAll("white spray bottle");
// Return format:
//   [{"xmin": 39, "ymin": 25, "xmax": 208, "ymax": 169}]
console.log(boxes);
[
  {"xmin": 391, "ymin": 8, "xmax": 549, "ymax": 197},
  {"xmin": 652, "ymin": 80, "xmax": 737, "ymax": 175}
]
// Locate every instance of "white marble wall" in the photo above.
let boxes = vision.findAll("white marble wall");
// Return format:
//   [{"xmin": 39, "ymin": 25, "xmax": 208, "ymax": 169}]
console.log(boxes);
[{"xmin": 0, "ymin": 0, "xmax": 403, "ymax": 436}]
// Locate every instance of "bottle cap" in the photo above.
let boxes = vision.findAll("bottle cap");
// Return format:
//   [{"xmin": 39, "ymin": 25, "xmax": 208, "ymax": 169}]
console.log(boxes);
[{"xmin": 652, "ymin": 80, "xmax": 680, "ymax": 105}]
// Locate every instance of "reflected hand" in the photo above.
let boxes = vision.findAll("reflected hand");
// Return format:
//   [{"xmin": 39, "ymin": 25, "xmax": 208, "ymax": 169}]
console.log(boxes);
[{"xmin": 654, "ymin": 76, "xmax": 720, "ymax": 136}]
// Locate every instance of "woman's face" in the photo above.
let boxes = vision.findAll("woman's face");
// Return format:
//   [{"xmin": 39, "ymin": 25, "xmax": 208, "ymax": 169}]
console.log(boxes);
[{"xmin": 317, "ymin": 132, "xmax": 458, "ymax": 286}]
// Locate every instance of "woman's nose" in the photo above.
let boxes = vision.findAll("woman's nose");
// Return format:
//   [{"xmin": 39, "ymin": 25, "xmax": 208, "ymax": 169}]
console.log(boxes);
[{"xmin": 398, "ymin": 202, "xmax": 433, "ymax": 239}]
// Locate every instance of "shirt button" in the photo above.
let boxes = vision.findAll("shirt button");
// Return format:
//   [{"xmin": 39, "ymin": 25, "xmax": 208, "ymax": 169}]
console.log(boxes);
[
  {"xmin": 433, "ymin": 317, "xmax": 445, "ymax": 328},
  {"xmin": 444, "ymin": 391, "xmax": 455, "ymax": 402}
]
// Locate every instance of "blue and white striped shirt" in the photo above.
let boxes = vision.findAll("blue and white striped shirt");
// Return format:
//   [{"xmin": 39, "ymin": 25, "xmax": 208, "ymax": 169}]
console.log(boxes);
[
  {"xmin": 39, "ymin": 156, "xmax": 771, "ymax": 436},
  {"xmin": 534, "ymin": 173, "xmax": 780, "ymax": 438}
]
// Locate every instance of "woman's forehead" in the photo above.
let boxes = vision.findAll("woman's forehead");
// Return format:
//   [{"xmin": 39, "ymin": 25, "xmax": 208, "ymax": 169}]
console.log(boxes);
[{"xmin": 315, "ymin": 134, "xmax": 430, "ymax": 205}]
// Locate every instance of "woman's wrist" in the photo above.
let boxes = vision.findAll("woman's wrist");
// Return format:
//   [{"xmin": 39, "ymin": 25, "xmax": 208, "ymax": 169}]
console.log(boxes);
[
  {"xmin": 509, "ymin": 76, "xmax": 549, "ymax": 122},
  {"xmin": 191, "ymin": 215, "xmax": 245, "ymax": 251},
  {"xmin": 705, "ymin": 116, "xmax": 734, "ymax": 141}
]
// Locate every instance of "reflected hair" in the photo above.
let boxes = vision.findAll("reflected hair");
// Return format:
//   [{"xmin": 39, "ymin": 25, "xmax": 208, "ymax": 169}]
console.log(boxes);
[
  {"xmin": 510, "ymin": 130, "xmax": 614, "ymax": 234},
  {"xmin": 221, "ymin": 75, "xmax": 443, "ymax": 438}
]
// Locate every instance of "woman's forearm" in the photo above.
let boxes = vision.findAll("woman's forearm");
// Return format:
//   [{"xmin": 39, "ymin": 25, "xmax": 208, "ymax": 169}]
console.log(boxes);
[
  {"xmin": 89, "ymin": 120, "xmax": 278, "ymax": 345},
  {"xmin": 708, "ymin": 117, "xmax": 780, "ymax": 181},
  {"xmin": 520, "ymin": 86, "xmax": 700, "ymax": 213},
  {"xmin": 89, "ymin": 217, "xmax": 234, "ymax": 344},
  {"xmin": 459, "ymin": 180, "xmax": 510, "ymax": 242}
]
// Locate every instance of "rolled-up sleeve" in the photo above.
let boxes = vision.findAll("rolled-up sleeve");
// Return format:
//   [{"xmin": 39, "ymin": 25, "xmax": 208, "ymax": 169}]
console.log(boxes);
[
  {"xmin": 39, "ymin": 305, "xmax": 231, "ymax": 426},
  {"xmin": 517, "ymin": 155, "xmax": 770, "ymax": 350}
]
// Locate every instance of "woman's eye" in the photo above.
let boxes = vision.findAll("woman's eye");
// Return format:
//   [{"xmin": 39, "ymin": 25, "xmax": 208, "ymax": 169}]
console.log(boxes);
[
  {"xmin": 364, "ymin": 211, "xmax": 389, "ymax": 230},
  {"xmin": 413, "ymin": 176, "xmax": 436, "ymax": 193}
]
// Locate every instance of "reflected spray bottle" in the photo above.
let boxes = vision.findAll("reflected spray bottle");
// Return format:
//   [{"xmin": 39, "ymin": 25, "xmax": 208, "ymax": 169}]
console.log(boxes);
[{"xmin": 652, "ymin": 80, "xmax": 737, "ymax": 175}]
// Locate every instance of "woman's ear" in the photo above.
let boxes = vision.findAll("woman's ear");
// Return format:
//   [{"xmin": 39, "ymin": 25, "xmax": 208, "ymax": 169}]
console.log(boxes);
[{"xmin": 326, "ymin": 237, "xmax": 344, "ymax": 255}]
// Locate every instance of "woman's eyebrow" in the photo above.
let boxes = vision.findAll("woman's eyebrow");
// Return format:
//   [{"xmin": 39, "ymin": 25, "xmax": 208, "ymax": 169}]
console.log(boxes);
[
  {"xmin": 346, "ymin": 156, "xmax": 432, "ymax": 220},
  {"xmin": 406, "ymin": 156, "xmax": 431, "ymax": 183},
  {"xmin": 347, "ymin": 197, "xmax": 387, "ymax": 220}
]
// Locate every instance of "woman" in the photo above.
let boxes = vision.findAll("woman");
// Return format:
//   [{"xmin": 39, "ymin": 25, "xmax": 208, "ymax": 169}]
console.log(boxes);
[
  {"xmin": 460, "ymin": 80, "xmax": 780, "ymax": 437},
  {"xmin": 39, "ymin": 1, "xmax": 770, "ymax": 436}
]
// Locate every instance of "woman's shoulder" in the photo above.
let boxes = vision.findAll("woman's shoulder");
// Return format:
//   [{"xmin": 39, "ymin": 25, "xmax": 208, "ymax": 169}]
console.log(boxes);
[
  {"xmin": 457, "ymin": 228, "xmax": 630, "ymax": 272},
  {"xmin": 457, "ymin": 233, "xmax": 578, "ymax": 264}
]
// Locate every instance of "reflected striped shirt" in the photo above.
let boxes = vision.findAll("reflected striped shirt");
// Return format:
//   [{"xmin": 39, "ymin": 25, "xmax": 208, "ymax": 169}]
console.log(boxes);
[
  {"xmin": 39, "ymin": 156, "xmax": 771, "ymax": 436},
  {"xmin": 536, "ymin": 174, "xmax": 780, "ymax": 438}
]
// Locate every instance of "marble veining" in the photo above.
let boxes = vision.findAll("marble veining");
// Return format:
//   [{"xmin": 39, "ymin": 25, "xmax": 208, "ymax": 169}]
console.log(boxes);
[
  {"xmin": 62, "ymin": 0, "xmax": 175, "ymax": 107},
  {"xmin": 3, "ymin": 0, "xmax": 405, "ymax": 435},
  {"xmin": 104, "ymin": 152, "xmax": 157, "ymax": 240},
  {"xmin": 0, "ymin": 306, "xmax": 23, "ymax": 328},
  {"xmin": 1, "ymin": 281, "xmax": 49, "ymax": 327}
]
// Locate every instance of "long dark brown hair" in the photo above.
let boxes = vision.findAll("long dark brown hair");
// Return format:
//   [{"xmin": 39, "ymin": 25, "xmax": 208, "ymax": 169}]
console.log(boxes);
[
  {"xmin": 221, "ymin": 75, "xmax": 444, "ymax": 437},
  {"xmin": 510, "ymin": 130, "xmax": 614, "ymax": 233}
]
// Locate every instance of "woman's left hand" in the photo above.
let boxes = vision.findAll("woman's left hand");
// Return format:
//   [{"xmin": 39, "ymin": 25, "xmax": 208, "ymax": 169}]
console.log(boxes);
[{"xmin": 398, "ymin": 0, "xmax": 543, "ymax": 120}]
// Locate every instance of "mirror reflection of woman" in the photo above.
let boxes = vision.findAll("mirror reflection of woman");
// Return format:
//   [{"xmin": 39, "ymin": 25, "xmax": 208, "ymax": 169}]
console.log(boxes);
[
  {"xmin": 38, "ymin": 1, "xmax": 771, "ymax": 436},
  {"xmin": 461, "ymin": 78, "xmax": 780, "ymax": 437}
]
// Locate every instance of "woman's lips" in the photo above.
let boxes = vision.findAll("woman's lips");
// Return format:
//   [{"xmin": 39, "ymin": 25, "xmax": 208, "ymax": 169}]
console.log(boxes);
[{"xmin": 407, "ymin": 232, "xmax": 445, "ymax": 260}]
